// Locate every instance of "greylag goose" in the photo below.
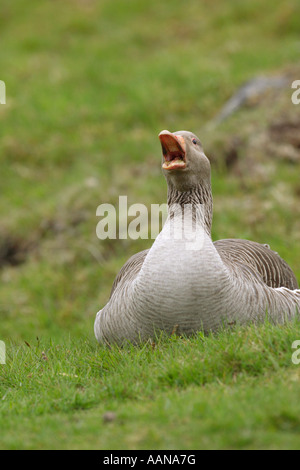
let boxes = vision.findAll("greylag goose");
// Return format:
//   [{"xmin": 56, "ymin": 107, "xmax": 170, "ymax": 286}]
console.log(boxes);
[{"xmin": 94, "ymin": 130, "xmax": 300, "ymax": 345}]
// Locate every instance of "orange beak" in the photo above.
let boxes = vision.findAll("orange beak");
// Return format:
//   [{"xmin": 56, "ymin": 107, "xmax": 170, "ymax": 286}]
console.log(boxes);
[{"xmin": 159, "ymin": 130, "xmax": 187, "ymax": 171}]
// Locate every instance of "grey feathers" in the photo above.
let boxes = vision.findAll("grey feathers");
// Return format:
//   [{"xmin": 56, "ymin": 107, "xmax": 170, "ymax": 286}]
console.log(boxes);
[{"xmin": 95, "ymin": 130, "xmax": 299, "ymax": 345}]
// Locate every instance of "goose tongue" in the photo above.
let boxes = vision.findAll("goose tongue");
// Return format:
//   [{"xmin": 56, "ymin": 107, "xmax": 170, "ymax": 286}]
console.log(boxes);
[{"xmin": 159, "ymin": 130, "xmax": 187, "ymax": 170}]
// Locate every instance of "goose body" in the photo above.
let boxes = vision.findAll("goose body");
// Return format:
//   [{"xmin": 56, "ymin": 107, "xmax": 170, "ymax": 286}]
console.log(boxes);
[{"xmin": 94, "ymin": 130, "xmax": 300, "ymax": 345}]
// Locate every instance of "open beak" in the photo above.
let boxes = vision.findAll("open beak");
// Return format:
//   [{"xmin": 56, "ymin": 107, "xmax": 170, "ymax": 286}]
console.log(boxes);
[{"xmin": 159, "ymin": 130, "xmax": 187, "ymax": 171}]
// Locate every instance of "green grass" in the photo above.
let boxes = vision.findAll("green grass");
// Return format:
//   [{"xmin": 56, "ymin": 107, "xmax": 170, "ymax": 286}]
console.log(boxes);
[
  {"xmin": 2, "ymin": 321, "xmax": 300, "ymax": 449},
  {"xmin": 1, "ymin": 0, "xmax": 300, "ymax": 449}
]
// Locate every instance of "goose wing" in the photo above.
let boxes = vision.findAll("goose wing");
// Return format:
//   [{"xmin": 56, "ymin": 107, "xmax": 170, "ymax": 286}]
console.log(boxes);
[
  {"xmin": 214, "ymin": 238, "xmax": 298, "ymax": 290},
  {"xmin": 109, "ymin": 249, "xmax": 150, "ymax": 299}
]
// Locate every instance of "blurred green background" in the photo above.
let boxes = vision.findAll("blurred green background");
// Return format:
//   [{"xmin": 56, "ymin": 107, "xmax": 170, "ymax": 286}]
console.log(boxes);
[{"xmin": 0, "ymin": 0, "xmax": 299, "ymax": 342}]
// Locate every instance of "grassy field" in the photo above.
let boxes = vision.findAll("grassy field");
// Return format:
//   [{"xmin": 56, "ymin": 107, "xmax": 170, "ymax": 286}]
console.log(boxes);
[
  {"xmin": 2, "ymin": 322, "xmax": 300, "ymax": 450},
  {"xmin": 1, "ymin": 0, "xmax": 300, "ymax": 450}
]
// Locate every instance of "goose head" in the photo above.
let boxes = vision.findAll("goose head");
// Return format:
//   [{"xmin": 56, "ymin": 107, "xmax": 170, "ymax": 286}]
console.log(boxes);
[{"xmin": 158, "ymin": 130, "xmax": 211, "ymax": 192}]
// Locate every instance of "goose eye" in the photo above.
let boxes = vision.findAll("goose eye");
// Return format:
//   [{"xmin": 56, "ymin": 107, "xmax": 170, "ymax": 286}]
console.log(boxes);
[{"xmin": 192, "ymin": 138, "xmax": 197, "ymax": 145}]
